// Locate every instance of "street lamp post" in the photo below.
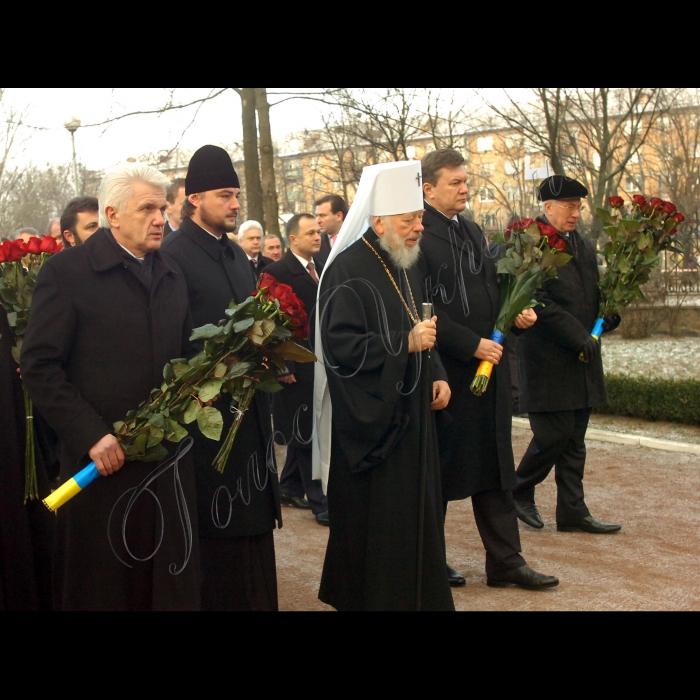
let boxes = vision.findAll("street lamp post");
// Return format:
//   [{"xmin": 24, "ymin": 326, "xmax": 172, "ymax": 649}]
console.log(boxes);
[{"xmin": 64, "ymin": 118, "xmax": 82, "ymax": 197}]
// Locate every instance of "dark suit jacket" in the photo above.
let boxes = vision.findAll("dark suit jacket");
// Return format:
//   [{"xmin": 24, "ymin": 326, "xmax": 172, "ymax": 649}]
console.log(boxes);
[
  {"xmin": 419, "ymin": 203, "xmax": 517, "ymax": 500},
  {"xmin": 265, "ymin": 250, "xmax": 322, "ymax": 450},
  {"xmin": 517, "ymin": 218, "xmax": 608, "ymax": 413}
]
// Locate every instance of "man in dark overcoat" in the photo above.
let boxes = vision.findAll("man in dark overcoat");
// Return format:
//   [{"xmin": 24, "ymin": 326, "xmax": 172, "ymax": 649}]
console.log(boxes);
[
  {"xmin": 0, "ymin": 311, "xmax": 54, "ymax": 612},
  {"xmin": 514, "ymin": 176, "xmax": 622, "ymax": 534},
  {"xmin": 21, "ymin": 163, "xmax": 201, "ymax": 612},
  {"xmin": 419, "ymin": 149, "xmax": 559, "ymax": 591},
  {"xmin": 267, "ymin": 214, "xmax": 329, "ymax": 526},
  {"xmin": 162, "ymin": 146, "xmax": 282, "ymax": 612},
  {"xmin": 316, "ymin": 161, "xmax": 455, "ymax": 612}
]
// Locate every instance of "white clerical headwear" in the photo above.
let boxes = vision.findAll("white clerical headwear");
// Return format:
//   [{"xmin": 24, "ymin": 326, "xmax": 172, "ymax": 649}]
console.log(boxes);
[
  {"xmin": 311, "ymin": 160, "xmax": 425, "ymax": 491},
  {"xmin": 371, "ymin": 160, "xmax": 424, "ymax": 216}
]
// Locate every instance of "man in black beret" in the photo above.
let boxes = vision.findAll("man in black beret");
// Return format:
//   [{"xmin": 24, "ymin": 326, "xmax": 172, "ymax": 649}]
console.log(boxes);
[
  {"xmin": 163, "ymin": 146, "xmax": 282, "ymax": 612},
  {"xmin": 513, "ymin": 175, "xmax": 622, "ymax": 535}
]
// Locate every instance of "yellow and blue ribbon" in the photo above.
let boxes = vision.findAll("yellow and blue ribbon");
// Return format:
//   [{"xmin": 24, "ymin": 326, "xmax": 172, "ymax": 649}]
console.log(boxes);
[
  {"xmin": 43, "ymin": 463, "xmax": 102, "ymax": 513},
  {"xmin": 591, "ymin": 318, "xmax": 605, "ymax": 341}
]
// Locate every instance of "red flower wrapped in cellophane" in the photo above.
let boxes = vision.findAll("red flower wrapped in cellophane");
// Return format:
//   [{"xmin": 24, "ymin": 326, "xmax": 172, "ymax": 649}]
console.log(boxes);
[{"xmin": 0, "ymin": 235, "xmax": 64, "ymax": 501}]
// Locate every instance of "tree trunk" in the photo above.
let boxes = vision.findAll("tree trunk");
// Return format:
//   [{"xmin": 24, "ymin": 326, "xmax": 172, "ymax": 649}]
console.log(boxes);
[
  {"xmin": 240, "ymin": 88, "xmax": 265, "ymax": 227},
  {"xmin": 255, "ymin": 88, "xmax": 282, "ymax": 240}
]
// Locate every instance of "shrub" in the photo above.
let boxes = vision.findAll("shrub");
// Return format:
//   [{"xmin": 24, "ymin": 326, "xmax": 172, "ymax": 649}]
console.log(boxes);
[{"xmin": 595, "ymin": 375, "xmax": 700, "ymax": 425}]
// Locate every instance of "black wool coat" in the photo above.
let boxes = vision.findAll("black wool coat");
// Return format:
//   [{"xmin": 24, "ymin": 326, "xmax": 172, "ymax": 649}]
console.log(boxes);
[
  {"xmin": 517, "ymin": 218, "xmax": 608, "ymax": 413},
  {"xmin": 20, "ymin": 229, "xmax": 201, "ymax": 612},
  {"xmin": 0, "ymin": 311, "xmax": 54, "ymax": 612},
  {"xmin": 315, "ymin": 235, "xmax": 332, "ymax": 267},
  {"xmin": 266, "ymin": 250, "xmax": 322, "ymax": 451},
  {"xmin": 418, "ymin": 204, "xmax": 517, "ymax": 501},
  {"xmin": 319, "ymin": 229, "xmax": 454, "ymax": 612},
  {"xmin": 162, "ymin": 218, "xmax": 282, "ymax": 539}
]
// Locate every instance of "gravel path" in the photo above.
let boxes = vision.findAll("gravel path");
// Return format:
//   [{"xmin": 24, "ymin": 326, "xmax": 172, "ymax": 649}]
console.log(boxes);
[{"xmin": 275, "ymin": 432, "xmax": 700, "ymax": 612}]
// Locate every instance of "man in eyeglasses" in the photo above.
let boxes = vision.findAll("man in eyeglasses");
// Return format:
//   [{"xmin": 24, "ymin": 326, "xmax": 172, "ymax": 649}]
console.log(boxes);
[{"xmin": 514, "ymin": 176, "xmax": 622, "ymax": 535}]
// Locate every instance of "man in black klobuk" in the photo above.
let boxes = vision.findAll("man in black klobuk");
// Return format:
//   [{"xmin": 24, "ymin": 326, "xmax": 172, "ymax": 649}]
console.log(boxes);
[
  {"xmin": 162, "ymin": 146, "xmax": 282, "ymax": 612},
  {"xmin": 21, "ymin": 163, "xmax": 201, "ymax": 612},
  {"xmin": 267, "ymin": 214, "xmax": 329, "ymax": 526},
  {"xmin": 314, "ymin": 161, "xmax": 455, "ymax": 612},
  {"xmin": 419, "ymin": 149, "xmax": 559, "ymax": 591},
  {"xmin": 514, "ymin": 176, "xmax": 622, "ymax": 535}
]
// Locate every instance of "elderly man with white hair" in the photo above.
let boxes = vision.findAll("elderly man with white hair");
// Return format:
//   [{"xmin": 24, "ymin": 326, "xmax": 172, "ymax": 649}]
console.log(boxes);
[
  {"xmin": 315, "ymin": 161, "xmax": 455, "ymax": 612},
  {"xmin": 21, "ymin": 163, "xmax": 201, "ymax": 612},
  {"xmin": 238, "ymin": 220, "xmax": 273, "ymax": 277}
]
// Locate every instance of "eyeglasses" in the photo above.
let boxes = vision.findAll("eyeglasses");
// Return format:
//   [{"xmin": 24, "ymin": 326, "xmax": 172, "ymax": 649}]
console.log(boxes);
[{"xmin": 551, "ymin": 202, "xmax": 585, "ymax": 214}]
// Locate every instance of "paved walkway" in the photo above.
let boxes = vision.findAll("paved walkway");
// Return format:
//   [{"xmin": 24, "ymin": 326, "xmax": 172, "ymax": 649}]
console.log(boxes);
[{"xmin": 274, "ymin": 430, "xmax": 700, "ymax": 612}]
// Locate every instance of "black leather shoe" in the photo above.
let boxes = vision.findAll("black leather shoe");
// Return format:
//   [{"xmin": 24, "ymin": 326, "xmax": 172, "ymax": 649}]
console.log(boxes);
[
  {"xmin": 515, "ymin": 500, "xmax": 545, "ymax": 530},
  {"xmin": 315, "ymin": 511, "xmax": 330, "ymax": 527},
  {"xmin": 280, "ymin": 493, "xmax": 312, "ymax": 510},
  {"xmin": 488, "ymin": 566, "xmax": 560, "ymax": 591},
  {"xmin": 447, "ymin": 566, "xmax": 467, "ymax": 588},
  {"xmin": 558, "ymin": 517, "xmax": 622, "ymax": 534}
]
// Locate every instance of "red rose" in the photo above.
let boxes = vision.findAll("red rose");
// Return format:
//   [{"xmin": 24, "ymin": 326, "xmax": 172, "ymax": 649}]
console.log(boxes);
[
  {"xmin": 633, "ymin": 195, "xmax": 648, "ymax": 209},
  {"xmin": 650, "ymin": 198, "xmax": 665, "ymax": 210},
  {"xmin": 26, "ymin": 236, "xmax": 43, "ymax": 255},
  {"xmin": 7, "ymin": 240, "xmax": 27, "ymax": 262},
  {"xmin": 39, "ymin": 235, "xmax": 56, "ymax": 254},
  {"xmin": 0, "ymin": 241, "xmax": 9, "ymax": 263},
  {"xmin": 257, "ymin": 273, "xmax": 279, "ymax": 295},
  {"xmin": 609, "ymin": 196, "xmax": 625, "ymax": 209},
  {"xmin": 512, "ymin": 219, "xmax": 535, "ymax": 232},
  {"xmin": 663, "ymin": 201, "xmax": 677, "ymax": 216},
  {"xmin": 674, "ymin": 213, "xmax": 686, "ymax": 224}
]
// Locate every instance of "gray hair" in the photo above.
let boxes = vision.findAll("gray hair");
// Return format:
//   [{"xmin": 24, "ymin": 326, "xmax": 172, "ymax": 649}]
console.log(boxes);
[
  {"xmin": 13, "ymin": 227, "xmax": 39, "ymax": 240},
  {"xmin": 47, "ymin": 218, "xmax": 60, "ymax": 235},
  {"xmin": 98, "ymin": 163, "xmax": 171, "ymax": 229},
  {"xmin": 238, "ymin": 220, "xmax": 264, "ymax": 242},
  {"xmin": 264, "ymin": 234, "xmax": 280, "ymax": 243}
]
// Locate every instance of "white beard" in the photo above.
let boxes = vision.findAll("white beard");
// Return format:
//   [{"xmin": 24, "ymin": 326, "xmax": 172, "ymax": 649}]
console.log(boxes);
[{"xmin": 377, "ymin": 226, "xmax": 422, "ymax": 270}]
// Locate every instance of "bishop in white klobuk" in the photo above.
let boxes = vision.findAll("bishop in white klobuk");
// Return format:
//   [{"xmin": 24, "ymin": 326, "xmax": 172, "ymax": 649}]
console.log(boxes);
[{"xmin": 313, "ymin": 161, "xmax": 455, "ymax": 612}]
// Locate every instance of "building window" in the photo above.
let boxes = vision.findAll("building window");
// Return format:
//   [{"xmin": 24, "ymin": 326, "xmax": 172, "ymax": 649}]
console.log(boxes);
[
  {"xmin": 480, "ymin": 188, "xmax": 496, "ymax": 203},
  {"xmin": 477, "ymin": 137, "xmax": 494, "ymax": 153},
  {"xmin": 479, "ymin": 163, "xmax": 495, "ymax": 178}
]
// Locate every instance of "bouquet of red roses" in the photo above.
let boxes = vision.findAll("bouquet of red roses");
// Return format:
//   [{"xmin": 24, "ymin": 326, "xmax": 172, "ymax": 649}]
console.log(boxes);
[
  {"xmin": 588, "ymin": 196, "xmax": 685, "ymax": 343},
  {"xmin": 0, "ymin": 235, "xmax": 64, "ymax": 501},
  {"xmin": 44, "ymin": 273, "xmax": 317, "ymax": 512},
  {"xmin": 470, "ymin": 219, "xmax": 572, "ymax": 397}
]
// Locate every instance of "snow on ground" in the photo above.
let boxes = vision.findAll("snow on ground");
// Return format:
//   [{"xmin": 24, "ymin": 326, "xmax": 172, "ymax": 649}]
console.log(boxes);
[{"xmin": 602, "ymin": 336, "xmax": 700, "ymax": 380}]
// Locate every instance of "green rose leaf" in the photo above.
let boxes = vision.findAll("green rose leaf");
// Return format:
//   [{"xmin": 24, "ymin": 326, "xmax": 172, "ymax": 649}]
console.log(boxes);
[
  {"xmin": 233, "ymin": 317, "xmax": 256, "ymax": 334},
  {"xmin": 197, "ymin": 406, "xmax": 224, "ymax": 441},
  {"xmin": 147, "ymin": 428, "xmax": 165, "ymax": 448},
  {"xmin": 166, "ymin": 420, "xmax": 188, "ymax": 444},
  {"xmin": 148, "ymin": 413, "xmax": 166, "ymax": 429},
  {"xmin": 199, "ymin": 379, "xmax": 224, "ymax": 404},
  {"xmin": 273, "ymin": 341, "xmax": 317, "ymax": 364},
  {"xmin": 182, "ymin": 400, "xmax": 200, "ymax": 425},
  {"xmin": 190, "ymin": 324, "xmax": 224, "ymax": 341}
]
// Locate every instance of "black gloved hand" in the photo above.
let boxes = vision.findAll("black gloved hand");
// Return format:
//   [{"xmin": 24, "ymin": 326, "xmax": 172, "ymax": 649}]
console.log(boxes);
[
  {"xmin": 603, "ymin": 314, "xmax": 622, "ymax": 334},
  {"xmin": 580, "ymin": 336, "xmax": 601, "ymax": 363}
]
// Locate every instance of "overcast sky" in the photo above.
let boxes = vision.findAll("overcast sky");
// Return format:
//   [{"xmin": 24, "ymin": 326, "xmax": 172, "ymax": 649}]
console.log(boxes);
[{"xmin": 3, "ymin": 88, "xmax": 518, "ymax": 172}]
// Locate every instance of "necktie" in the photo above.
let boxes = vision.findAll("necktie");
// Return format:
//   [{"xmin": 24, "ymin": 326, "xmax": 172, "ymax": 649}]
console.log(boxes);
[
  {"xmin": 308, "ymin": 261, "xmax": 319, "ymax": 284},
  {"xmin": 330, "ymin": 235, "xmax": 339, "ymax": 249}
]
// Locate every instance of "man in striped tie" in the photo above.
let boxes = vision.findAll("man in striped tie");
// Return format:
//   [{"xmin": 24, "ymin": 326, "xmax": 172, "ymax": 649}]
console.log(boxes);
[{"xmin": 266, "ymin": 214, "xmax": 329, "ymax": 526}]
